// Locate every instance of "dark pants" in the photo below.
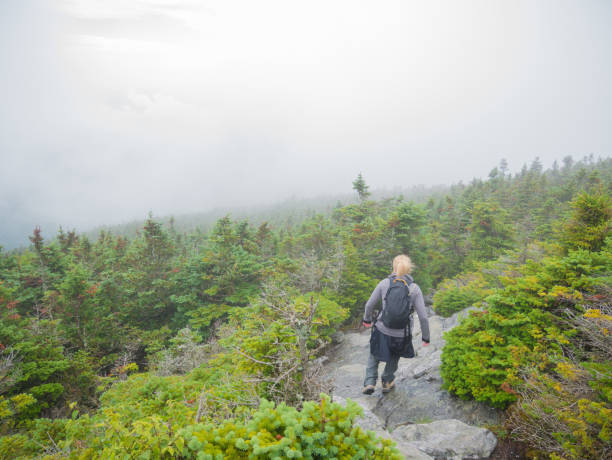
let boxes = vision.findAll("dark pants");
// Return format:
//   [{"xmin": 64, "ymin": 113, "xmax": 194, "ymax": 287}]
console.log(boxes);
[{"xmin": 363, "ymin": 352, "xmax": 400, "ymax": 386}]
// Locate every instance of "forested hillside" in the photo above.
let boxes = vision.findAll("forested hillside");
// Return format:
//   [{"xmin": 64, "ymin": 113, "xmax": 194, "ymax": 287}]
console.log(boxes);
[{"xmin": 0, "ymin": 156, "xmax": 610, "ymax": 459}]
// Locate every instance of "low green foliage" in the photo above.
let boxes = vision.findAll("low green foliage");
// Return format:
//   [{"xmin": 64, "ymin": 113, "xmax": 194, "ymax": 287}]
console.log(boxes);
[
  {"xmin": 506, "ymin": 304, "xmax": 612, "ymax": 460},
  {"xmin": 509, "ymin": 359, "xmax": 611, "ymax": 460},
  {"xmin": 220, "ymin": 285, "xmax": 348, "ymax": 404},
  {"xmin": 0, "ymin": 283, "xmax": 355, "ymax": 458},
  {"xmin": 0, "ymin": 390, "xmax": 401, "ymax": 459},
  {"xmin": 178, "ymin": 396, "xmax": 401, "ymax": 460},
  {"xmin": 441, "ymin": 307, "xmax": 563, "ymax": 408},
  {"xmin": 0, "ymin": 315, "xmax": 98, "ymax": 423},
  {"xmin": 441, "ymin": 226, "xmax": 611, "ymax": 408},
  {"xmin": 562, "ymin": 189, "xmax": 611, "ymax": 252},
  {"xmin": 433, "ymin": 272, "xmax": 493, "ymax": 317}
]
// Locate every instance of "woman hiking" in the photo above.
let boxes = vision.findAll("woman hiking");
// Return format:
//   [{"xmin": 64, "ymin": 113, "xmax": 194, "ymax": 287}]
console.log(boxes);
[{"xmin": 361, "ymin": 254, "xmax": 430, "ymax": 394}]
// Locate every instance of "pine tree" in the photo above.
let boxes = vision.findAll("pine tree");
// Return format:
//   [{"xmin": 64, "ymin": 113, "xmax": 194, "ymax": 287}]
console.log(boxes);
[
  {"xmin": 562, "ymin": 189, "xmax": 611, "ymax": 252},
  {"xmin": 499, "ymin": 158, "xmax": 509, "ymax": 177},
  {"xmin": 468, "ymin": 201, "xmax": 514, "ymax": 263},
  {"xmin": 352, "ymin": 173, "xmax": 371, "ymax": 201}
]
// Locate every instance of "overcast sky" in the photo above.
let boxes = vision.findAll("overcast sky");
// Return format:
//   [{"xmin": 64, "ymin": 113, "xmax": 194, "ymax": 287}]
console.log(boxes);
[{"xmin": 1, "ymin": 0, "xmax": 611, "ymax": 247}]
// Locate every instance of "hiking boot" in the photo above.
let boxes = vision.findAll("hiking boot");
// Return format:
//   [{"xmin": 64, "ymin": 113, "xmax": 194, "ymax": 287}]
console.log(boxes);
[
  {"xmin": 362, "ymin": 384, "xmax": 375, "ymax": 395},
  {"xmin": 382, "ymin": 380, "xmax": 395, "ymax": 393}
]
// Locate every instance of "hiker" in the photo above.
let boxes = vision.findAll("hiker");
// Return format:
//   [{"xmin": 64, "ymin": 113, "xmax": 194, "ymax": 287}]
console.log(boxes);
[{"xmin": 361, "ymin": 254, "xmax": 430, "ymax": 394}]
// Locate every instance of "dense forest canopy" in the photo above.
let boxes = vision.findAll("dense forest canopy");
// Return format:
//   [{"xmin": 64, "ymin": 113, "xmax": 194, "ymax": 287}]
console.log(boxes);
[{"xmin": 0, "ymin": 156, "xmax": 610, "ymax": 459}]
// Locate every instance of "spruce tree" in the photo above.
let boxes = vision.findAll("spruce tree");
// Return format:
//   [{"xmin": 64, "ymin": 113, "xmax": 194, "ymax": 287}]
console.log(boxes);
[
  {"xmin": 352, "ymin": 173, "xmax": 371, "ymax": 201},
  {"xmin": 562, "ymin": 189, "xmax": 611, "ymax": 252}
]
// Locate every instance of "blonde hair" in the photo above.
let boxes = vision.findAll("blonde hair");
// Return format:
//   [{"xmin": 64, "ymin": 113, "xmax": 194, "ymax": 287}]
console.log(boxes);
[{"xmin": 392, "ymin": 254, "xmax": 413, "ymax": 277}]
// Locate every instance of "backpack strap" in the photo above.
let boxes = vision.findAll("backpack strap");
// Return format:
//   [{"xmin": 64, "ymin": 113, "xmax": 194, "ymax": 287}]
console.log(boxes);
[
  {"xmin": 384, "ymin": 275, "xmax": 396, "ymax": 301},
  {"xmin": 389, "ymin": 274, "xmax": 414, "ymax": 283}
]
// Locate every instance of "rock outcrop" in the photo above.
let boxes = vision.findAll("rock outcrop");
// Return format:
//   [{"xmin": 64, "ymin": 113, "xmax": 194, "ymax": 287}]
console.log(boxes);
[
  {"xmin": 392, "ymin": 419, "xmax": 498, "ymax": 460},
  {"xmin": 333, "ymin": 395, "xmax": 434, "ymax": 460},
  {"xmin": 326, "ymin": 307, "xmax": 500, "ymax": 459}
]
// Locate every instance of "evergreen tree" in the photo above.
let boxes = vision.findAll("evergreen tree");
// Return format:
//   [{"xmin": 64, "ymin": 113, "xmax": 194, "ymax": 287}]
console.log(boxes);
[
  {"xmin": 468, "ymin": 201, "xmax": 514, "ymax": 263},
  {"xmin": 352, "ymin": 173, "xmax": 371, "ymax": 201},
  {"xmin": 562, "ymin": 189, "xmax": 611, "ymax": 252},
  {"xmin": 499, "ymin": 158, "xmax": 509, "ymax": 177}
]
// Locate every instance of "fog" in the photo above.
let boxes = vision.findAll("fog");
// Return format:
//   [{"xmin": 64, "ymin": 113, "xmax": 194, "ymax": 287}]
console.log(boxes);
[{"xmin": 1, "ymin": 0, "xmax": 611, "ymax": 248}]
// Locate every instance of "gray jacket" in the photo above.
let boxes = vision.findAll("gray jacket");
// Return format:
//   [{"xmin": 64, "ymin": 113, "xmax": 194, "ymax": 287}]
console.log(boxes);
[{"xmin": 363, "ymin": 275, "xmax": 430, "ymax": 342}]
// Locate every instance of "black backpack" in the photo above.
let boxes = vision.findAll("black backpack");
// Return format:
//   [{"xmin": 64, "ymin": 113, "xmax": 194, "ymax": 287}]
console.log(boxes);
[{"xmin": 380, "ymin": 275, "xmax": 414, "ymax": 329}]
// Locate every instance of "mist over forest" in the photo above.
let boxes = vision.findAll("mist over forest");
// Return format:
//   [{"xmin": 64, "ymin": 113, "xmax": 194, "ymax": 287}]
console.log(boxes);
[
  {"xmin": 2, "ymin": 0, "xmax": 611, "ymax": 252},
  {"xmin": 1, "ymin": 158, "xmax": 602, "ymax": 251},
  {"xmin": 1, "ymin": 1, "xmax": 611, "ymax": 459},
  {"xmin": 2, "ymin": 180, "xmax": 450, "ymax": 250}
]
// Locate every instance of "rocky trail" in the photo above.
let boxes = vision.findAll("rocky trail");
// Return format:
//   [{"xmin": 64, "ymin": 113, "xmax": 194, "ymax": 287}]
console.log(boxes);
[{"xmin": 325, "ymin": 307, "xmax": 501, "ymax": 460}]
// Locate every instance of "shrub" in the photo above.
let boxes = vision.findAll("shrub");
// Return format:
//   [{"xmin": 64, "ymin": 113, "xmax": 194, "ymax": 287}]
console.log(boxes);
[
  {"xmin": 221, "ymin": 284, "xmax": 348, "ymax": 405},
  {"xmin": 433, "ymin": 286, "xmax": 481, "ymax": 317},
  {"xmin": 433, "ymin": 272, "xmax": 493, "ymax": 317},
  {"xmin": 155, "ymin": 328, "xmax": 209, "ymax": 376},
  {"xmin": 561, "ymin": 189, "xmax": 611, "ymax": 252},
  {"xmin": 507, "ymin": 306, "xmax": 612, "ymax": 460},
  {"xmin": 179, "ymin": 396, "xmax": 402, "ymax": 460},
  {"xmin": 8, "ymin": 395, "xmax": 400, "ymax": 459},
  {"xmin": 439, "ymin": 249, "xmax": 610, "ymax": 408},
  {"xmin": 440, "ymin": 308, "xmax": 562, "ymax": 408},
  {"xmin": 508, "ymin": 360, "xmax": 611, "ymax": 460}
]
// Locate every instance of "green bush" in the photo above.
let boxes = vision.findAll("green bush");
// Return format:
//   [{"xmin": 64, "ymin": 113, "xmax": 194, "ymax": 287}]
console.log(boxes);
[
  {"xmin": 509, "ymin": 359, "xmax": 611, "ymax": 460},
  {"xmin": 507, "ymin": 306, "xmax": 612, "ymax": 460},
  {"xmin": 0, "ymin": 282, "xmax": 354, "ymax": 458},
  {"xmin": 440, "ymin": 248, "xmax": 611, "ymax": 408},
  {"xmin": 440, "ymin": 307, "xmax": 567, "ymax": 408},
  {"xmin": 178, "ymin": 396, "xmax": 401, "ymax": 460},
  {"xmin": 433, "ymin": 272, "xmax": 493, "ymax": 317},
  {"xmin": 221, "ymin": 287, "xmax": 348, "ymax": 404},
  {"xmin": 0, "ymin": 394, "xmax": 400, "ymax": 459},
  {"xmin": 433, "ymin": 286, "xmax": 481, "ymax": 317},
  {"xmin": 561, "ymin": 190, "xmax": 611, "ymax": 252}
]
